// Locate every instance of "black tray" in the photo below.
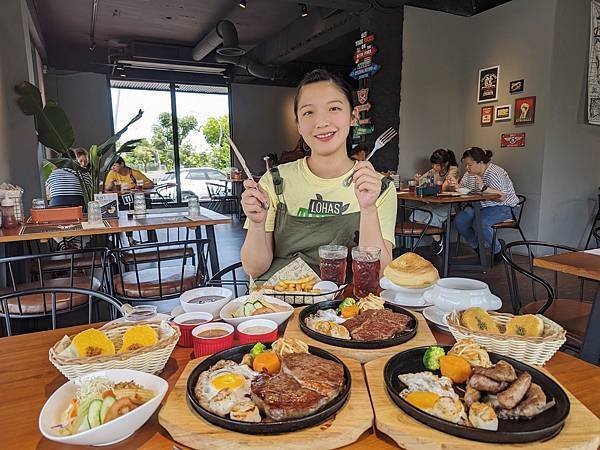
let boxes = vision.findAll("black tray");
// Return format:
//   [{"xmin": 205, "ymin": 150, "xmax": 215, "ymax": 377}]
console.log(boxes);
[
  {"xmin": 384, "ymin": 346, "xmax": 570, "ymax": 443},
  {"xmin": 186, "ymin": 344, "xmax": 351, "ymax": 434},
  {"xmin": 298, "ymin": 300, "xmax": 418, "ymax": 349}
]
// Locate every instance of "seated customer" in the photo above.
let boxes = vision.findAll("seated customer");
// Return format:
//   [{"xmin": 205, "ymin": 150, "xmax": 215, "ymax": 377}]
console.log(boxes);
[
  {"xmin": 45, "ymin": 148, "xmax": 92, "ymax": 208},
  {"xmin": 104, "ymin": 157, "xmax": 154, "ymax": 192},
  {"xmin": 411, "ymin": 148, "xmax": 459, "ymax": 254},
  {"xmin": 452, "ymin": 147, "xmax": 519, "ymax": 264}
]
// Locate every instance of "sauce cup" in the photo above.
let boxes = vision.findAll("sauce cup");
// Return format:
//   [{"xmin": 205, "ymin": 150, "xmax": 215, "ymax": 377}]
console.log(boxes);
[
  {"xmin": 237, "ymin": 319, "xmax": 278, "ymax": 345},
  {"xmin": 173, "ymin": 312, "xmax": 213, "ymax": 347},
  {"xmin": 192, "ymin": 322, "xmax": 234, "ymax": 357}
]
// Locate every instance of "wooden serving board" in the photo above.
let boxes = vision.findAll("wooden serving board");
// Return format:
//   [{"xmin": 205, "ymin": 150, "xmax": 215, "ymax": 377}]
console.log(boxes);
[
  {"xmin": 283, "ymin": 307, "xmax": 437, "ymax": 363},
  {"xmin": 364, "ymin": 355, "xmax": 600, "ymax": 450},
  {"xmin": 158, "ymin": 356, "xmax": 373, "ymax": 450}
]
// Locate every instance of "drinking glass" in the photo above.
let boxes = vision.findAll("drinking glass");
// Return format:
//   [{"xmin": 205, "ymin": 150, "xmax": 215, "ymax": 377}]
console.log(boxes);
[
  {"xmin": 87, "ymin": 201, "xmax": 102, "ymax": 224},
  {"xmin": 114, "ymin": 180, "xmax": 122, "ymax": 193},
  {"xmin": 352, "ymin": 246, "xmax": 381, "ymax": 298},
  {"xmin": 133, "ymin": 193, "xmax": 146, "ymax": 214},
  {"xmin": 319, "ymin": 245, "xmax": 348, "ymax": 285},
  {"xmin": 187, "ymin": 195, "xmax": 200, "ymax": 217},
  {"xmin": 408, "ymin": 180, "xmax": 417, "ymax": 192},
  {"xmin": 31, "ymin": 198, "xmax": 45, "ymax": 209},
  {"xmin": 136, "ymin": 179, "xmax": 144, "ymax": 190}
]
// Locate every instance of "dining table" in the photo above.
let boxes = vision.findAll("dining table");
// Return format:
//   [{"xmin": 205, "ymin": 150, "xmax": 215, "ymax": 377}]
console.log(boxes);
[
  {"xmin": 2, "ymin": 320, "xmax": 598, "ymax": 450},
  {"xmin": 397, "ymin": 191, "xmax": 501, "ymax": 276},
  {"xmin": 534, "ymin": 249, "xmax": 600, "ymax": 364},
  {"xmin": 0, "ymin": 207, "xmax": 231, "ymax": 277}
]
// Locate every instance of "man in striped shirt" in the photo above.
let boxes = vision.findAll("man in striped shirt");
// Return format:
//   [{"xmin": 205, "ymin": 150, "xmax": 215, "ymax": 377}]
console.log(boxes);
[
  {"xmin": 450, "ymin": 147, "xmax": 519, "ymax": 263},
  {"xmin": 45, "ymin": 148, "xmax": 92, "ymax": 208}
]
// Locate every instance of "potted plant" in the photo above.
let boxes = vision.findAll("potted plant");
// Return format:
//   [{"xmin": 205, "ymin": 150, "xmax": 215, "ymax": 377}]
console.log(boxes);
[{"xmin": 14, "ymin": 81, "xmax": 143, "ymax": 203}]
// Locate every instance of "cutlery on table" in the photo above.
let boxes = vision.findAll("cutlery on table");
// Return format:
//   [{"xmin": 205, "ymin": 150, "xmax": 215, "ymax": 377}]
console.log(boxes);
[{"xmin": 342, "ymin": 127, "xmax": 398, "ymax": 187}]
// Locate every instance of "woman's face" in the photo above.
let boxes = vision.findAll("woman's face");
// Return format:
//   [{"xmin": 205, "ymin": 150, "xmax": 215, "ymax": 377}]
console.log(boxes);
[
  {"xmin": 431, "ymin": 163, "xmax": 443, "ymax": 173},
  {"xmin": 296, "ymin": 81, "xmax": 353, "ymax": 157},
  {"xmin": 111, "ymin": 162, "xmax": 124, "ymax": 173},
  {"xmin": 463, "ymin": 157, "xmax": 486, "ymax": 176},
  {"xmin": 76, "ymin": 153, "xmax": 88, "ymax": 167}
]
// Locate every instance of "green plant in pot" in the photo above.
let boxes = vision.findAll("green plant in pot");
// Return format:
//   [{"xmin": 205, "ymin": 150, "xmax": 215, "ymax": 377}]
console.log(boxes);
[{"xmin": 14, "ymin": 81, "xmax": 143, "ymax": 204}]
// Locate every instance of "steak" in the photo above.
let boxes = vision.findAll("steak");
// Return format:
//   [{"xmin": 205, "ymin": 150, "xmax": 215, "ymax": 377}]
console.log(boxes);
[
  {"xmin": 342, "ymin": 308, "xmax": 412, "ymax": 341},
  {"xmin": 250, "ymin": 353, "xmax": 345, "ymax": 421}
]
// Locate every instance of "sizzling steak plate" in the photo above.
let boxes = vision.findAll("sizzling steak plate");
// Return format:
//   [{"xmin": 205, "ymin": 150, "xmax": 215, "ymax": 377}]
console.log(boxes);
[{"xmin": 342, "ymin": 308, "xmax": 412, "ymax": 341}]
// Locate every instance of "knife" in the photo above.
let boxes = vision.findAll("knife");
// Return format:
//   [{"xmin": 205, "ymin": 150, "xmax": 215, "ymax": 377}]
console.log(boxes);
[{"xmin": 227, "ymin": 136, "xmax": 269, "ymax": 210}]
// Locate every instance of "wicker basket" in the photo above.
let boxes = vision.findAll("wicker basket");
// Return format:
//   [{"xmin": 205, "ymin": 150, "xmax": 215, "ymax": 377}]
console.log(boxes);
[
  {"xmin": 446, "ymin": 311, "xmax": 566, "ymax": 366},
  {"xmin": 49, "ymin": 320, "xmax": 180, "ymax": 380}
]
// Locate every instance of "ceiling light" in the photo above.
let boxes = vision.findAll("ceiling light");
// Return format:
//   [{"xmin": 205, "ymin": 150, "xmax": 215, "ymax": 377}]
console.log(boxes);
[
  {"xmin": 300, "ymin": 3, "xmax": 308, "ymax": 17},
  {"xmin": 239, "ymin": 0, "xmax": 246, "ymax": 8},
  {"xmin": 117, "ymin": 59, "xmax": 226, "ymax": 74}
]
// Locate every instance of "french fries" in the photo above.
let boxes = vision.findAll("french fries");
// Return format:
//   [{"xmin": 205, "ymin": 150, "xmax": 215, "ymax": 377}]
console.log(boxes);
[{"xmin": 270, "ymin": 275, "xmax": 319, "ymax": 293}]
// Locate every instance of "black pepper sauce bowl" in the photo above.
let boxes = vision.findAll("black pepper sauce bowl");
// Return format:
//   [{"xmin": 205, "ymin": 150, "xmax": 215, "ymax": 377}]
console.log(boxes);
[
  {"xmin": 384, "ymin": 346, "xmax": 570, "ymax": 444},
  {"xmin": 298, "ymin": 300, "xmax": 418, "ymax": 349},
  {"xmin": 186, "ymin": 344, "xmax": 351, "ymax": 434}
]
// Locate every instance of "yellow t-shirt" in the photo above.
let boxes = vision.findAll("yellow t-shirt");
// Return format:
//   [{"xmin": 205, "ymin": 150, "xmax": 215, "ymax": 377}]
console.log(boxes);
[
  {"xmin": 245, "ymin": 157, "xmax": 397, "ymax": 245},
  {"xmin": 105, "ymin": 168, "xmax": 152, "ymax": 189}
]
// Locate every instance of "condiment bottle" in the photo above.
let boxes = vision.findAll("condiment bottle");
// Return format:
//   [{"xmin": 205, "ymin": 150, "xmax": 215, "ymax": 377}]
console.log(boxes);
[{"xmin": 1, "ymin": 198, "xmax": 18, "ymax": 229}]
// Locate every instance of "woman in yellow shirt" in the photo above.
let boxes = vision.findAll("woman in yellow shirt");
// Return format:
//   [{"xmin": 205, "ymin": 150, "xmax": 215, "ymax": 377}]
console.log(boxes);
[{"xmin": 104, "ymin": 157, "xmax": 154, "ymax": 191}]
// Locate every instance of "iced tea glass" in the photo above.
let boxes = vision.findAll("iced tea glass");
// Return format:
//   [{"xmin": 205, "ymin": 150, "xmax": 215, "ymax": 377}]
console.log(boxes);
[
  {"xmin": 319, "ymin": 245, "xmax": 348, "ymax": 285},
  {"xmin": 351, "ymin": 246, "xmax": 381, "ymax": 298}
]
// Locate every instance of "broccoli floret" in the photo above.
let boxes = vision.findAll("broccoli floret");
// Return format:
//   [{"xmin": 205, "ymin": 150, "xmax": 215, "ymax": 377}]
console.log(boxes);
[
  {"xmin": 423, "ymin": 346, "xmax": 446, "ymax": 371},
  {"xmin": 250, "ymin": 342, "xmax": 266, "ymax": 357},
  {"xmin": 337, "ymin": 298, "xmax": 356, "ymax": 311}
]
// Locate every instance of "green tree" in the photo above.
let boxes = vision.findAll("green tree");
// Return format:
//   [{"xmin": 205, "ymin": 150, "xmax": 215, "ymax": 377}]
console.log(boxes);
[
  {"xmin": 201, "ymin": 115, "xmax": 230, "ymax": 170},
  {"xmin": 150, "ymin": 112, "xmax": 199, "ymax": 170}
]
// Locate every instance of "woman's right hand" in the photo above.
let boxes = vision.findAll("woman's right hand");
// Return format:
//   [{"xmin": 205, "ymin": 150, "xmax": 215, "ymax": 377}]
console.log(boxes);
[{"xmin": 241, "ymin": 179, "xmax": 269, "ymax": 224}]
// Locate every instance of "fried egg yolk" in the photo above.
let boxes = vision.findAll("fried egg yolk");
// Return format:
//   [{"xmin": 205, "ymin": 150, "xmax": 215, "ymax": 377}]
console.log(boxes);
[
  {"xmin": 404, "ymin": 391, "xmax": 441, "ymax": 410},
  {"xmin": 211, "ymin": 373, "xmax": 246, "ymax": 391}
]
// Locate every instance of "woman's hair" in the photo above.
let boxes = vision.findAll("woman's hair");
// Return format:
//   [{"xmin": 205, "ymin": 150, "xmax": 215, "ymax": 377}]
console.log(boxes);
[
  {"xmin": 73, "ymin": 147, "xmax": 88, "ymax": 157},
  {"xmin": 293, "ymin": 69, "xmax": 354, "ymax": 120},
  {"xmin": 462, "ymin": 147, "xmax": 493, "ymax": 163},
  {"xmin": 114, "ymin": 156, "xmax": 127, "ymax": 167},
  {"xmin": 430, "ymin": 148, "xmax": 457, "ymax": 167}
]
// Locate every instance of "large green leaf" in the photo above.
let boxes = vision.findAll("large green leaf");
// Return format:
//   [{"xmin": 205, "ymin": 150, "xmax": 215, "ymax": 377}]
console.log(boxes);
[
  {"xmin": 96, "ymin": 109, "xmax": 143, "ymax": 157},
  {"xmin": 46, "ymin": 158, "xmax": 84, "ymax": 172},
  {"xmin": 14, "ymin": 81, "xmax": 74, "ymax": 152},
  {"xmin": 117, "ymin": 138, "xmax": 143, "ymax": 154}
]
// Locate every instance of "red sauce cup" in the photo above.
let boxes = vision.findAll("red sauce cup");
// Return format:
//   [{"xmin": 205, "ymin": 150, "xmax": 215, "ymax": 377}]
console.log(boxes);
[
  {"xmin": 192, "ymin": 322, "xmax": 234, "ymax": 358},
  {"xmin": 173, "ymin": 312, "xmax": 213, "ymax": 347},
  {"xmin": 236, "ymin": 319, "xmax": 278, "ymax": 345}
]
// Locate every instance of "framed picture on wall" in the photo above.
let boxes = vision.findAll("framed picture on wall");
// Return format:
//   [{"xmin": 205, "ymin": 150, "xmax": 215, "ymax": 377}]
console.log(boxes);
[
  {"xmin": 509, "ymin": 79, "xmax": 524, "ymax": 93},
  {"xmin": 514, "ymin": 96, "xmax": 536, "ymax": 124},
  {"xmin": 481, "ymin": 106, "xmax": 494, "ymax": 126},
  {"xmin": 495, "ymin": 105, "xmax": 512, "ymax": 121},
  {"xmin": 477, "ymin": 65, "xmax": 500, "ymax": 103}
]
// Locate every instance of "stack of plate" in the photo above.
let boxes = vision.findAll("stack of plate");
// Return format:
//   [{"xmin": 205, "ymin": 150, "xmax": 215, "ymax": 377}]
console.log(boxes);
[{"xmin": 379, "ymin": 277, "xmax": 434, "ymax": 311}]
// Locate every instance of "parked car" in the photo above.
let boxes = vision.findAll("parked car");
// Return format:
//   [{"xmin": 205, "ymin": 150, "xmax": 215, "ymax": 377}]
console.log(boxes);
[{"xmin": 159, "ymin": 167, "xmax": 228, "ymax": 200}]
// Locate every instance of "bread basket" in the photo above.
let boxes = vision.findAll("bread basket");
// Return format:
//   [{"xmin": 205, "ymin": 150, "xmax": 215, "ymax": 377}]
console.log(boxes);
[
  {"xmin": 49, "ymin": 320, "xmax": 180, "ymax": 380},
  {"xmin": 446, "ymin": 311, "xmax": 566, "ymax": 366}
]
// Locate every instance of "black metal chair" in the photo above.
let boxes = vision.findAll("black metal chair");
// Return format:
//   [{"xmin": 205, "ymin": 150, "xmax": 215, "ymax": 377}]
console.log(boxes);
[
  {"xmin": 395, "ymin": 204, "xmax": 444, "ymax": 253},
  {"xmin": 584, "ymin": 187, "xmax": 600, "ymax": 249},
  {"xmin": 500, "ymin": 240, "xmax": 592, "ymax": 353},
  {"xmin": 593, "ymin": 226, "xmax": 600, "ymax": 247},
  {"xmin": 109, "ymin": 239, "xmax": 210, "ymax": 304},
  {"xmin": 207, "ymin": 182, "xmax": 238, "ymax": 217},
  {"xmin": 207, "ymin": 262, "xmax": 250, "ymax": 297},
  {"xmin": 490, "ymin": 194, "xmax": 527, "ymax": 259}
]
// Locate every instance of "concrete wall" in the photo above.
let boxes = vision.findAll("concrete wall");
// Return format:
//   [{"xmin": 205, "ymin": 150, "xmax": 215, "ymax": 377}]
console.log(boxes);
[
  {"xmin": 0, "ymin": 0, "xmax": 42, "ymax": 207},
  {"xmin": 400, "ymin": 0, "xmax": 599, "ymax": 246},
  {"xmin": 230, "ymin": 83, "xmax": 298, "ymax": 175},
  {"xmin": 44, "ymin": 71, "xmax": 113, "ymax": 149}
]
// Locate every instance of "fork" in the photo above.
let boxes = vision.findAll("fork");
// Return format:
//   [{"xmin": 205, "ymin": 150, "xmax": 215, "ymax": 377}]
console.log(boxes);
[{"xmin": 342, "ymin": 127, "xmax": 398, "ymax": 187}]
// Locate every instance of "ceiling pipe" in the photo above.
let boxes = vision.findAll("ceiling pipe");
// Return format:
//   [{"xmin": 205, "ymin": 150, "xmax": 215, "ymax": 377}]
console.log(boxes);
[
  {"xmin": 215, "ymin": 53, "xmax": 285, "ymax": 81},
  {"xmin": 89, "ymin": 0, "xmax": 99, "ymax": 51},
  {"xmin": 192, "ymin": 19, "xmax": 245, "ymax": 61}
]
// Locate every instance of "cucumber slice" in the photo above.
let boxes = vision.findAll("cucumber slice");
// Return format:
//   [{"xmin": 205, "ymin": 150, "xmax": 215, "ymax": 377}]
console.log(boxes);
[
  {"xmin": 244, "ymin": 303, "xmax": 255, "ymax": 316},
  {"xmin": 100, "ymin": 396, "xmax": 116, "ymax": 424},
  {"xmin": 71, "ymin": 398, "xmax": 93, "ymax": 433},
  {"xmin": 87, "ymin": 399, "xmax": 103, "ymax": 429}
]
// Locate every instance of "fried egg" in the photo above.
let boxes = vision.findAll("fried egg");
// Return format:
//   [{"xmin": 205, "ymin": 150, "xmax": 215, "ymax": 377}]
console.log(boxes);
[
  {"xmin": 398, "ymin": 372, "xmax": 458, "ymax": 399},
  {"xmin": 195, "ymin": 360, "xmax": 259, "ymax": 417}
]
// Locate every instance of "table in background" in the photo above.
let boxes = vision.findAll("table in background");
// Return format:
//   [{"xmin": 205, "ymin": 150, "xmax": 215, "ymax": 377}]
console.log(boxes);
[
  {"xmin": 2, "ymin": 321, "xmax": 598, "ymax": 450},
  {"xmin": 0, "ymin": 207, "xmax": 231, "ymax": 276},
  {"xmin": 534, "ymin": 250, "xmax": 600, "ymax": 364},
  {"xmin": 398, "ymin": 191, "xmax": 501, "ymax": 276}
]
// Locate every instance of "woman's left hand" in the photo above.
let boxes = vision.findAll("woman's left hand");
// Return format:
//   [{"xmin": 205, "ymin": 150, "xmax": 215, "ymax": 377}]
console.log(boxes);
[
  {"xmin": 352, "ymin": 161, "xmax": 382, "ymax": 210},
  {"xmin": 474, "ymin": 175, "xmax": 484, "ymax": 189}
]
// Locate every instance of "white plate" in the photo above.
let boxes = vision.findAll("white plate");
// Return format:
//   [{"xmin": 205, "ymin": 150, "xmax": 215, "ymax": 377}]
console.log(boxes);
[
  {"xmin": 422, "ymin": 305, "xmax": 450, "ymax": 330},
  {"xmin": 379, "ymin": 277, "xmax": 435, "ymax": 295},
  {"xmin": 39, "ymin": 369, "xmax": 168, "ymax": 446},
  {"xmin": 380, "ymin": 289, "xmax": 429, "ymax": 310}
]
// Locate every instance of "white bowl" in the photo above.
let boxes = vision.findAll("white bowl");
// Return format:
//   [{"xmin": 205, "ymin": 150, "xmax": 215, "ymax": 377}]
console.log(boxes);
[
  {"xmin": 456, "ymin": 187, "xmax": 471, "ymax": 195},
  {"xmin": 312, "ymin": 280, "xmax": 340, "ymax": 301},
  {"xmin": 219, "ymin": 295, "xmax": 294, "ymax": 327},
  {"xmin": 379, "ymin": 276, "xmax": 435, "ymax": 295},
  {"xmin": 424, "ymin": 277, "xmax": 502, "ymax": 312},
  {"xmin": 39, "ymin": 369, "xmax": 168, "ymax": 446},
  {"xmin": 179, "ymin": 287, "xmax": 233, "ymax": 315}
]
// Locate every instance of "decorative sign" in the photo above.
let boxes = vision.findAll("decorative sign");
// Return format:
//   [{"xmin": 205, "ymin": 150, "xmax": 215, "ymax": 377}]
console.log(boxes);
[
  {"xmin": 509, "ymin": 79, "xmax": 524, "ymax": 94},
  {"xmin": 352, "ymin": 30, "xmax": 378, "ymax": 145},
  {"xmin": 480, "ymin": 106, "xmax": 494, "ymax": 126},
  {"xmin": 354, "ymin": 34, "xmax": 375, "ymax": 46},
  {"xmin": 94, "ymin": 193, "xmax": 119, "ymax": 219},
  {"xmin": 354, "ymin": 46, "xmax": 377, "ymax": 63},
  {"xmin": 358, "ymin": 117, "xmax": 372, "ymax": 125},
  {"xmin": 353, "ymin": 125, "xmax": 375, "ymax": 137},
  {"xmin": 501, "ymin": 133, "xmax": 526, "ymax": 147},
  {"xmin": 478, "ymin": 65, "xmax": 499, "ymax": 103},
  {"xmin": 354, "ymin": 103, "xmax": 372, "ymax": 113},
  {"xmin": 357, "ymin": 88, "xmax": 369, "ymax": 104},
  {"xmin": 514, "ymin": 96, "xmax": 536, "ymax": 125},
  {"xmin": 350, "ymin": 63, "xmax": 380, "ymax": 79},
  {"xmin": 495, "ymin": 105, "xmax": 512, "ymax": 121}
]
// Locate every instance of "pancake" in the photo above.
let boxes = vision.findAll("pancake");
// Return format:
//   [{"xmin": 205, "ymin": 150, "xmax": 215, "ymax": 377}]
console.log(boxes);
[{"xmin": 383, "ymin": 252, "xmax": 439, "ymax": 288}]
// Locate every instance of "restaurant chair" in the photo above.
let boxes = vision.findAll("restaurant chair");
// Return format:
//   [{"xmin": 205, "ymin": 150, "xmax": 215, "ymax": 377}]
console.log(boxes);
[
  {"xmin": 394, "ymin": 205, "xmax": 444, "ymax": 253},
  {"xmin": 490, "ymin": 194, "xmax": 527, "ymax": 262},
  {"xmin": 207, "ymin": 262, "xmax": 250, "ymax": 297},
  {"xmin": 500, "ymin": 240, "xmax": 592, "ymax": 353},
  {"xmin": 109, "ymin": 239, "xmax": 210, "ymax": 307},
  {"xmin": 593, "ymin": 226, "xmax": 600, "ymax": 247},
  {"xmin": 117, "ymin": 226, "xmax": 196, "ymax": 265},
  {"xmin": 26, "ymin": 245, "xmax": 109, "ymax": 277},
  {"xmin": 0, "ymin": 287, "xmax": 122, "ymax": 337},
  {"xmin": 583, "ymin": 187, "xmax": 600, "ymax": 249},
  {"xmin": 206, "ymin": 182, "xmax": 238, "ymax": 218}
]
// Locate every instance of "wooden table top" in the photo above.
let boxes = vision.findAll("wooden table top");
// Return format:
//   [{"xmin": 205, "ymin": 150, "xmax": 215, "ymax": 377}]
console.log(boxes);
[
  {"xmin": 397, "ymin": 190, "xmax": 501, "ymax": 204},
  {"xmin": 0, "ymin": 207, "xmax": 231, "ymax": 243},
  {"xmin": 2, "ymin": 322, "xmax": 598, "ymax": 450},
  {"xmin": 534, "ymin": 251, "xmax": 600, "ymax": 282}
]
